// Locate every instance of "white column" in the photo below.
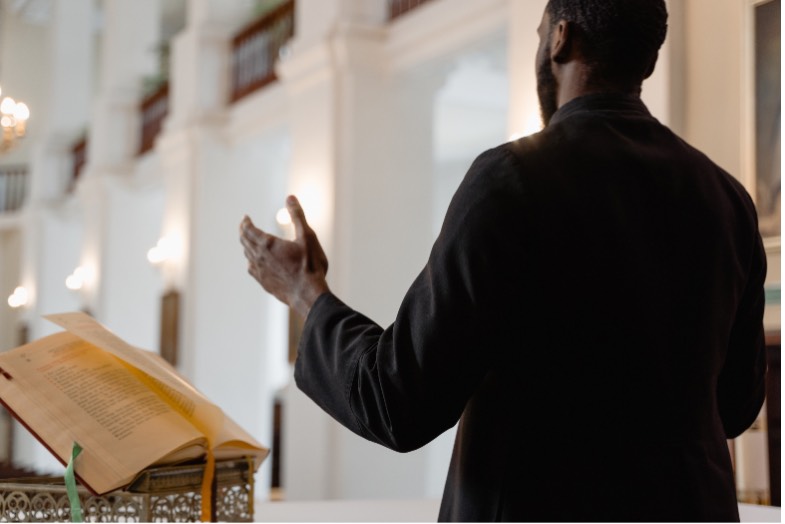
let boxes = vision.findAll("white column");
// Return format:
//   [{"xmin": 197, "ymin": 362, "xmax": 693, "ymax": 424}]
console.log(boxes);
[
  {"xmin": 159, "ymin": 0, "xmax": 285, "ymax": 499},
  {"xmin": 20, "ymin": 0, "xmax": 93, "ymax": 335},
  {"xmin": 507, "ymin": 0, "xmax": 547, "ymax": 138},
  {"xmin": 734, "ymin": 412, "xmax": 770, "ymax": 504},
  {"xmin": 278, "ymin": 0, "xmax": 453, "ymax": 500},
  {"xmin": 11, "ymin": 0, "xmax": 95, "ymax": 473},
  {"xmin": 167, "ymin": 0, "xmax": 255, "ymax": 131},
  {"xmin": 19, "ymin": 0, "xmax": 94, "ymax": 336},
  {"xmin": 276, "ymin": 1, "xmax": 341, "ymax": 499},
  {"xmin": 78, "ymin": 0, "xmax": 162, "ymax": 319},
  {"xmin": 330, "ymin": 58, "xmax": 446, "ymax": 495},
  {"xmin": 88, "ymin": 0, "xmax": 160, "ymax": 171},
  {"xmin": 25, "ymin": 0, "xmax": 94, "ymax": 202},
  {"xmin": 641, "ymin": 0, "xmax": 682, "ymax": 128},
  {"xmin": 683, "ymin": 0, "xmax": 745, "ymax": 178}
]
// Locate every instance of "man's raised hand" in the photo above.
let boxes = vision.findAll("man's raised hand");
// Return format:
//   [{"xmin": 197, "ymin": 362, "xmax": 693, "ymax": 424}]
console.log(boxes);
[{"xmin": 240, "ymin": 195, "xmax": 329, "ymax": 318}]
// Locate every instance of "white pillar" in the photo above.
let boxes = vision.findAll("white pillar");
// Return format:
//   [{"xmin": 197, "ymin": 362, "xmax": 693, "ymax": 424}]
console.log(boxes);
[
  {"xmin": 276, "ymin": 1, "xmax": 341, "ymax": 499},
  {"xmin": 507, "ymin": 0, "xmax": 547, "ymax": 138},
  {"xmin": 25, "ymin": 0, "xmax": 94, "ymax": 202},
  {"xmin": 78, "ymin": 0, "xmax": 162, "ymax": 319},
  {"xmin": 18, "ymin": 0, "xmax": 94, "ymax": 336},
  {"xmin": 682, "ymin": 0, "xmax": 745, "ymax": 178},
  {"xmin": 168, "ymin": 0, "xmax": 255, "ymax": 131},
  {"xmin": 330, "ymin": 56, "xmax": 447, "ymax": 492},
  {"xmin": 278, "ymin": 0, "xmax": 453, "ymax": 501},
  {"xmin": 20, "ymin": 0, "xmax": 94, "ymax": 335},
  {"xmin": 159, "ymin": 0, "xmax": 285, "ymax": 499},
  {"xmin": 88, "ymin": 0, "xmax": 161, "ymax": 171},
  {"xmin": 641, "ymin": 0, "xmax": 682, "ymax": 128}
]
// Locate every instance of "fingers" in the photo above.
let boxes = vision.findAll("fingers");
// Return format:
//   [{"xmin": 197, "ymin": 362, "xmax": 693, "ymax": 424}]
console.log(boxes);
[
  {"xmin": 286, "ymin": 195, "xmax": 310, "ymax": 241},
  {"xmin": 240, "ymin": 215, "xmax": 259, "ymax": 239},
  {"xmin": 240, "ymin": 215, "xmax": 274, "ymax": 250},
  {"xmin": 241, "ymin": 221, "xmax": 271, "ymax": 284}
]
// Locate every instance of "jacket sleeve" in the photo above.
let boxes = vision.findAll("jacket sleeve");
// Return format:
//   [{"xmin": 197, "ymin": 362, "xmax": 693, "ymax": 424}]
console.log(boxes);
[
  {"xmin": 716, "ymin": 222, "xmax": 768, "ymax": 439},
  {"xmin": 294, "ymin": 147, "xmax": 521, "ymax": 452}
]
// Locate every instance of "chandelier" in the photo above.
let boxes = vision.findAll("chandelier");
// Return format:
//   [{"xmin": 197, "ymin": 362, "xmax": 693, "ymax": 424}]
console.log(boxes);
[{"xmin": 0, "ymin": 85, "xmax": 29, "ymax": 153}]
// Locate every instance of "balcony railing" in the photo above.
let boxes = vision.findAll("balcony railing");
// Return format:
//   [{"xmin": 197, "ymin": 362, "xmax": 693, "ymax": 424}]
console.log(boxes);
[
  {"xmin": 138, "ymin": 82, "xmax": 169, "ymax": 155},
  {"xmin": 388, "ymin": 0, "xmax": 433, "ymax": 20},
  {"xmin": 0, "ymin": 165, "xmax": 27, "ymax": 214},
  {"xmin": 230, "ymin": 0, "xmax": 295, "ymax": 103},
  {"xmin": 71, "ymin": 137, "xmax": 87, "ymax": 192}
]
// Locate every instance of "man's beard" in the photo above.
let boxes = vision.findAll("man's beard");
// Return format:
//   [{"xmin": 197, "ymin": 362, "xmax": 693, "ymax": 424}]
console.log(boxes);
[{"xmin": 536, "ymin": 44, "xmax": 558, "ymax": 127}]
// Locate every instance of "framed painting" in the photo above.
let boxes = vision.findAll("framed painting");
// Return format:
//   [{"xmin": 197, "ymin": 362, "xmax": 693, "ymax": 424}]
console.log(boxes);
[
  {"xmin": 160, "ymin": 289, "xmax": 180, "ymax": 367},
  {"xmin": 745, "ymin": 0, "xmax": 781, "ymax": 239}
]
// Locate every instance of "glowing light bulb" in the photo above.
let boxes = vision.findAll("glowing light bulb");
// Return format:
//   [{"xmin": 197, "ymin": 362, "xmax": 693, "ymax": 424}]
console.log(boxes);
[
  {"xmin": 147, "ymin": 235, "xmax": 180, "ymax": 265},
  {"xmin": 66, "ymin": 268, "xmax": 82, "ymax": 290},
  {"xmin": 0, "ymin": 97, "xmax": 15, "ymax": 115},
  {"xmin": 0, "ymin": 116, "xmax": 11, "ymax": 128},
  {"xmin": 276, "ymin": 208, "xmax": 292, "ymax": 226},
  {"xmin": 65, "ymin": 266, "xmax": 89, "ymax": 291},
  {"xmin": 7, "ymin": 286, "xmax": 28, "ymax": 308},
  {"xmin": 65, "ymin": 274, "xmax": 82, "ymax": 290},
  {"xmin": 13, "ymin": 103, "xmax": 29, "ymax": 121},
  {"xmin": 147, "ymin": 246, "xmax": 164, "ymax": 264}
]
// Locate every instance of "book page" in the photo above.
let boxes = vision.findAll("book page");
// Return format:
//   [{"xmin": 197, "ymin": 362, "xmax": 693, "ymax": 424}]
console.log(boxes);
[
  {"xmin": 45, "ymin": 312, "xmax": 224, "ymax": 442},
  {"xmin": 213, "ymin": 414, "xmax": 270, "ymax": 466},
  {"xmin": 0, "ymin": 332, "xmax": 206, "ymax": 494},
  {"xmin": 45, "ymin": 313, "xmax": 268, "ymax": 468}
]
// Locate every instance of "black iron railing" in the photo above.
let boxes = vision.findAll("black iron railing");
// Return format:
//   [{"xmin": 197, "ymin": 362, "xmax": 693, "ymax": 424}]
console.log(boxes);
[
  {"xmin": 230, "ymin": 0, "xmax": 295, "ymax": 103},
  {"xmin": 138, "ymin": 82, "xmax": 169, "ymax": 155},
  {"xmin": 388, "ymin": 0, "xmax": 434, "ymax": 20},
  {"xmin": 0, "ymin": 165, "xmax": 27, "ymax": 213}
]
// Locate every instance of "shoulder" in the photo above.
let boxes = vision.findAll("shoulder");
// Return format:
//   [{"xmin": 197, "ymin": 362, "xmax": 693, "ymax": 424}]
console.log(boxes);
[
  {"xmin": 669, "ymin": 132, "xmax": 760, "ymax": 220},
  {"xmin": 458, "ymin": 135, "xmax": 554, "ymax": 195},
  {"xmin": 446, "ymin": 143, "xmax": 530, "ymax": 222}
]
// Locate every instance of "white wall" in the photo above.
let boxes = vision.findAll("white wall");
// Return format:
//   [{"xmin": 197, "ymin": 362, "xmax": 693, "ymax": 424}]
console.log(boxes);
[
  {"xmin": 0, "ymin": 228, "xmax": 22, "ymax": 351},
  {"xmin": 99, "ymin": 161, "xmax": 166, "ymax": 350},
  {"xmin": 0, "ymin": 6, "xmax": 49, "ymax": 167},
  {"xmin": 12, "ymin": 204, "xmax": 83, "ymax": 474},
  {"xmin": 187, "ymin": 128, "xmax": 291, "ymax": 498}
]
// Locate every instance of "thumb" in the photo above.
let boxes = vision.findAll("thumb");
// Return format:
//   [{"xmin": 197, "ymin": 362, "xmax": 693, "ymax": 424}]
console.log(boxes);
[{"xmin": 286, "ymin": 195, "xmax": 310, "ymax": 240}]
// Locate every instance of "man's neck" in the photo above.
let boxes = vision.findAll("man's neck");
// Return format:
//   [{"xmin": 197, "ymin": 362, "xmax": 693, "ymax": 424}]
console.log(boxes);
[{"xmin": 556, "ymin": 63, "xmax": 640, "ymax": 109}]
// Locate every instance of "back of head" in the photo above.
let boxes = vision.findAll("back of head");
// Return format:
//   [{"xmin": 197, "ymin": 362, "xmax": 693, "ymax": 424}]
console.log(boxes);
[{"xmin": 546, "ymin": 0, "xmax": 668, "ymax": 90}]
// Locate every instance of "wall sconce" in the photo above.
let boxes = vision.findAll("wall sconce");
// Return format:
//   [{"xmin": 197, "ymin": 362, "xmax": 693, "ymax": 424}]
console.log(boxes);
[
  {"xmin": 275, "ymin": 207, "xmax": 295, "ymax": 240},
  {"xmin": 276, "ymin": 208, "xmax": 292, "ymax": 227},
  {"xmin": 147, "ymin": 235, "xmax": 181, "ymax": 266},
  {"xmin": 65, "ymin": 266, "xmax": 89, "ymax": 291},
  {"xmin": 7, "ymin": 286, "xmax": 28, "ymax": 308}
]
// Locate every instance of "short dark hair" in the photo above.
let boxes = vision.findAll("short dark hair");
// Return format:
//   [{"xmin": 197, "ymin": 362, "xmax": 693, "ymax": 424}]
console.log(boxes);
[{"xmin": 546, "ymin": 0, "xmax": 668, "ymax": 86}]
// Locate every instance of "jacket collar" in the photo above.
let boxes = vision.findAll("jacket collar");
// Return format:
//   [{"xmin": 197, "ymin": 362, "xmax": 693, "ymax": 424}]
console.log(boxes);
[{"xmin": 549, "ymin": 93, "xmax": 652, "ymax": 126}]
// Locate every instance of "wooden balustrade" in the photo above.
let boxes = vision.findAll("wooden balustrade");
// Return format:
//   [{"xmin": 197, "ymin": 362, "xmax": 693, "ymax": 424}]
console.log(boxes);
[
  {"xmin": 138, "ymin": 82, "xmax": 169, "ymax": 155},
  {"xmin": 388, "ymin": 0, "xmax": 433, "ymax": 20},
  {"xmin": 0, "ymin": 165, "xmax": 27, "ymax": 214},
  {"xmin": 230, "ymin": 0, "xmax": 295, "ymax": 103}
]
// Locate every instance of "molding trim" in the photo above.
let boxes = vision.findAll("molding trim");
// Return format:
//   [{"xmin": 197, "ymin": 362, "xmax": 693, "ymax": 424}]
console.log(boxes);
[{"xmin": 385, "ymin": 0, "xmax": 508, "ymax": 72}]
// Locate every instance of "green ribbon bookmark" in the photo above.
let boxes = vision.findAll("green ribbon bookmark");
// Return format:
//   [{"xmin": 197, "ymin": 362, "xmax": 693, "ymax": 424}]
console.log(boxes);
[{"xmin": 65, "ymin": 442, "xmax": 83, "ymax": 523}]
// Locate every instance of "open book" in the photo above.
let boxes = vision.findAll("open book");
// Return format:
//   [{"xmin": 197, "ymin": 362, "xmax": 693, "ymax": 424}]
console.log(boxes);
[{"xmin": 0, "ymin": 312, "xmax": 269, "ymax": 495}]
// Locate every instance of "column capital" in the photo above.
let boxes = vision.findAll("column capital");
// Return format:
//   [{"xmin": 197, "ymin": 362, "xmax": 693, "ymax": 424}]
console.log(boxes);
[{"xmin": 276, "ymin": 41, "xmax": 337, "ymax": 96}]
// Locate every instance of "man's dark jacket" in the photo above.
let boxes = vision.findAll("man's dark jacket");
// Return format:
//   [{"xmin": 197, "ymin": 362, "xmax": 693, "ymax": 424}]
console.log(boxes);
[{"xmin": 294, "ymin": 94, "xmax": 768, "ymax": 521}]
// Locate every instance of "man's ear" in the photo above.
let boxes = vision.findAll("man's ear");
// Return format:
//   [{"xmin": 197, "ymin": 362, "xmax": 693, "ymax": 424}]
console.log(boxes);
[{"xmin": 550, "ymin": 20, "xmax": 574, "ymax": 64}]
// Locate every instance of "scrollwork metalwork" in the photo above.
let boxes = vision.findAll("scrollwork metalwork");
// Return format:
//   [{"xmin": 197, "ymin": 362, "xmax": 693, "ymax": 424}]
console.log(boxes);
[{"xmin": 0, "ymin": 459, "xmax": 254, "ymax": 522}]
